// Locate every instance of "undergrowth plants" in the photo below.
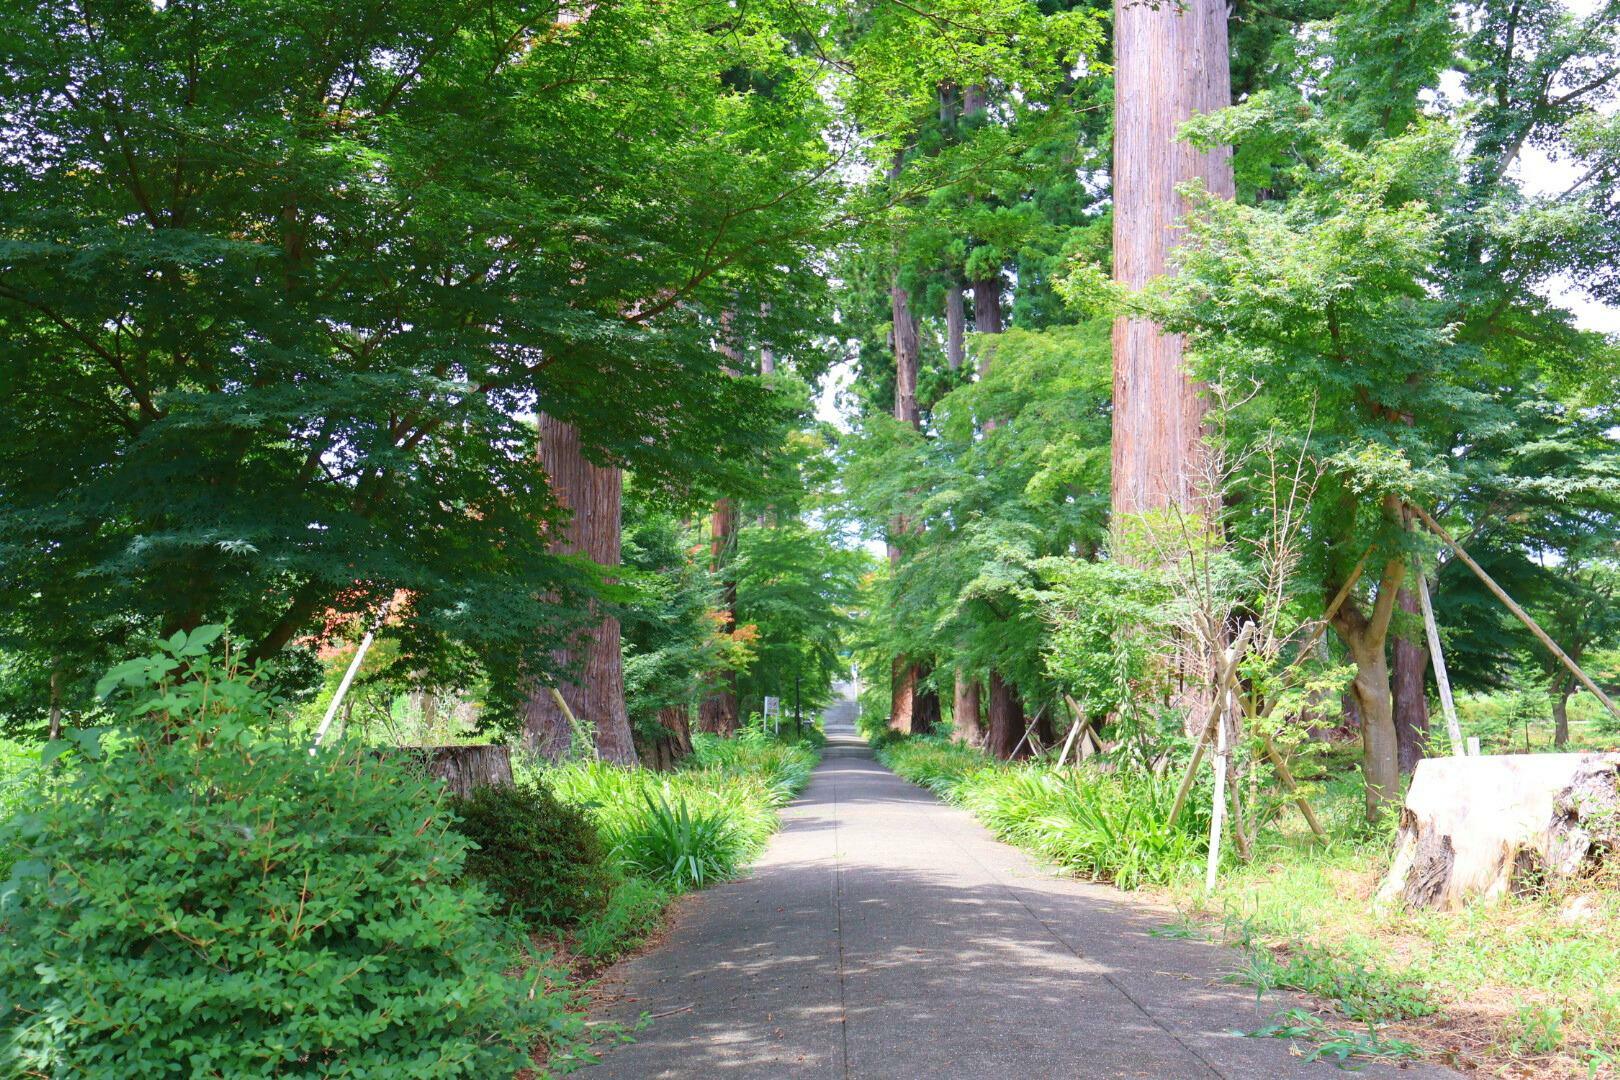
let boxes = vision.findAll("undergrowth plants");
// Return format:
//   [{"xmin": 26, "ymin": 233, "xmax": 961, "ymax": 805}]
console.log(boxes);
[
  {"xmin": 517, "ymin": 729, "xmax": 819, "ymax": 959},
  {"xmin": 879, "ymin": 736, "xmax": 1206, "ymax": 889},
  {"xmin": 0, "ymin": 630, "xmax": 578, "ymax": 1078}
]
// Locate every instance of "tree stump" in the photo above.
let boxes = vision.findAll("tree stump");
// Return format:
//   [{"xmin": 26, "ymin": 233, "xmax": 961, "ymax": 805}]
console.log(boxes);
[
  {"xmin": 391, "ymin": 745, "xmax": 514, "ymax": 799},
  {"xmin": 1378, "ymin": 753, "xmax": 1620, "ymax": 910}
]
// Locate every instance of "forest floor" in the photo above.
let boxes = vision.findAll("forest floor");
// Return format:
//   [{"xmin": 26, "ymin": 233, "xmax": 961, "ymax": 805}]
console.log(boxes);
[{"xmin": 582, "ymin": 693, "xmax": 1454, "ymax": 1079}]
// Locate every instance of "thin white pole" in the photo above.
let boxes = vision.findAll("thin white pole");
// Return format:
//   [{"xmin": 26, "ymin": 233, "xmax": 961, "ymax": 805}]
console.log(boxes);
[
  {"xmin": 1205, "ymin": 687, "xmax": 1228, "ymax": 894},
  {"xmin": 311, "ymin": 598, "xmax": 393, "ymax": 752},
  {"xmin": 1414, "ymin": 568, "xmax": 1464, "ymax": 757}
]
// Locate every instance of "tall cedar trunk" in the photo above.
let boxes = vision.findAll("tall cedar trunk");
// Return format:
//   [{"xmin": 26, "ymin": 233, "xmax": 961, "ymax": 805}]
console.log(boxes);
[
  {"xmin": 636, "ymin": 704, "xmax": 694, "ymax": 772},
  {"xmin": 521, "ymin": 415, "xmax": 638, "ymax": 764},
  {"xmin": 972, "ymin": 275, "xmax": 1004, "ymax": 344},
  {"xmin": 914, "ymin": 672, "xmax": 941, "ymax": 735},
  {"xmin": 1392, "ymin": 585, "xmax": 1431, "ymax": 774},
  {"xmin": 973, "ymin": 269, "xmax": 1020, "ymax": 737},
  {"xmin": 887, "ymin": 229, "xmax": 930, "ymax": 732},
  {"xmin": 962, "ymin": 83, "xmax": 986, "ymax": 121},
  {"xmin": 986, "ymin": 670, "xmax": 1026, "ymax": 759},
  {"xmin": 945, "ymin": 277, "xmax": 967, "ymax": 371},
  {"xmin": 698, "ymin": 497, "xmax": 740, "ymax": 736},
  {"xmin": 890, "ymin": 654, "xmax": 919, "ymax": 733},
  {"xmin": 953, "ymin": 671, "xmax": 981, "ymax": 744},
  {"xmin": 1110, "ymin": 0, "xmax": 1233, "ymax": 517}
]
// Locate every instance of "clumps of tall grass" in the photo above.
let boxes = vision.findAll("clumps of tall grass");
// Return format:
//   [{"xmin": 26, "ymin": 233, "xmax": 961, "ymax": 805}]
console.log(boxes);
[
  {"xmin": 531, "ymin": 732, "xmax": 817, "ymax": 892},
  {"xmin": 880, "ymin": 736, "xmax": 1205, "ymax": 890}
]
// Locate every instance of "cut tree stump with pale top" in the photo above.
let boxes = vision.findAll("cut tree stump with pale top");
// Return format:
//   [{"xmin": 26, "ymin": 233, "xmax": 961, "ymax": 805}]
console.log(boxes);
[{"xmin": 1379, "ymin": 753, "xmax": 1620, "ymax": 910}]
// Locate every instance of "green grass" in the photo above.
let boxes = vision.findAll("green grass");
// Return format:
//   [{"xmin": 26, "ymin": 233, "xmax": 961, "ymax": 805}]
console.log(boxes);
[
  {"xmin": 525, "ymin": 730, "xmax": 819, "ymax": 963},
  {"xmin": 1175, "ymin": 775, "xmax": 1620, "ymax": 1078}
]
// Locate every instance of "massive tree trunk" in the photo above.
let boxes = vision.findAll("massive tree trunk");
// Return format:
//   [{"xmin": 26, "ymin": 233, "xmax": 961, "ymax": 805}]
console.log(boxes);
[
  {"xmin": 887, "ymin": 237, "xmax": 933, "ymax": 733},
  {"xmin": 986, "ymin": 671, "xmax": 1026, "ymax": 759},
  {"xmin": 1110, "ymin": 0, "xmax": 1233, "ymax": 517},
  {"xmin": 698, "ymin": 497, "xmax": 740, "ymax": 736},
  {"xmin": 914, "ymin": 676, "xmax": 940, "ymax": 734},
  {"xmin": 972, "ymin": 270, "xmax": 1022, "ymax": 740},
  {"xmin": 972, "ymin": 274, "xmax": 1003, "ymax": 344},
  {"xmin": 1332, "ymin": 554, "xmax": 1409, "ymax": 821},
  {"xmin": 953, "ymin": 672, "xmax": 981, "ymax": 744},
  {"xmin": 521, "ymin": 415, "xmax": 638, "ymax": 764},
  {"xmin": 636, "ymin": 704, "xmax": 694, "ymax": 772},
  {"xmin": 1392, "ymin": 585, "xmax": 1431, "ymax": 774}
]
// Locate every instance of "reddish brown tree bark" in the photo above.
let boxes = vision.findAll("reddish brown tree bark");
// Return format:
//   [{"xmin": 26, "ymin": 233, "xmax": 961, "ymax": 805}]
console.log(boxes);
[
  {"xmin": 521, "ymin": 415, "xmax": 638, "ymax": 764},
  {"xmin": 986, "ymin": 671, "xmax": 1026, "ymax": 759},
  {"xmin": 945, "ymin": 276, "xmax": 967, "ymax": 371},
  {"xmin": 1392, "ymin": 585, "xmax": 1431, "ymax": 774},
  {"xmin": 636, "ymin": 704, "xmax": 694, "ymax": 771},
  {"xmin": 698, "ymin": 497, "xmax": 740, "ymax": 736},
  {"xmin": 886, "ymin": 228, "xmax": 935, "ymax": 732},
  {"xmin": 1110, "ymin": 0, "xmax": 1233, "ymax": 517},
  {"xmin": 953, "ymin": 672, "xmax": 981, "ymax": 744}
]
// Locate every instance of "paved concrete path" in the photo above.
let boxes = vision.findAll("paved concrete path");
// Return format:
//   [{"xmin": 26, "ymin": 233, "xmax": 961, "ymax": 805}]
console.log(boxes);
[{"xmin": 587, "ymin": 688, "xmax": 1449, "ymax": 1079}]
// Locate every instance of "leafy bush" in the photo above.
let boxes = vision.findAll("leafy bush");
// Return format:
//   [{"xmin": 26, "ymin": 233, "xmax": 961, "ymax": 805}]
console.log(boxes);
[
  {"xmin": 881, "ymin": 736, "xmax": 1204, "ymax": 889},
  {"xmin": 0, "ymin": 629, "xmax": 568, "ymax": 1078},
  {"xmin": 451, "ymin": 778, "xmax": 613, "ymax": 930}
]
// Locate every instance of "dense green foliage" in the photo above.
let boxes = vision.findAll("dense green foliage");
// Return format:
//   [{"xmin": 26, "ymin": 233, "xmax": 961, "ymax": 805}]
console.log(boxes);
[
  {"xmin": 451, "ymin": 779, "xmax": 612, "ymax": 930},
  {"xmin": 0, "ymin": 631, "xmax": 569, "ymax": 1078},
  {"xmin": 502, "ymin": 730, "xmax": 821, "ymax": 955},
  {"xmin": 0, "ymin": 0, "xmax": 835, "ymax": 734}
]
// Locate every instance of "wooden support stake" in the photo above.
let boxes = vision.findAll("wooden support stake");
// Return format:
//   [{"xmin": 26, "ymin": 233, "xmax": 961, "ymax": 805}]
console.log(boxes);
[
  {"xmin": 1169, "ymin": 622, "xmax": 1256, "ymax": 827},
  {"xmin": 1205, "ymin": 685, "xmax": 1229, "ymax": 893},
  {"xmin": 1413, "ymin": 565, "xmax": 1464, "ymax": 757},
  {"xmin": 549, "ymin": 686, "xmax": 598, "ymax": 761},
  {"xmin": 1262, "ymin": 735, "xmax": 1327, "ymax": 842},
  {"xmin": 1410, "ymin": 503, "xmax": 1620, "ymax": 724}
]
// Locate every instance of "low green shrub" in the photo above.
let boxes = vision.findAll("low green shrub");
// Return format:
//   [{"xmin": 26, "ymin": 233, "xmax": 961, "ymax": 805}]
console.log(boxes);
[
  {"xmin": 451, "ymin": 778, "xmax": 613, "ymax": 930},
  {"xmin": 0, "ymin": 629, "xmax": 570, "ymax": 1079}
]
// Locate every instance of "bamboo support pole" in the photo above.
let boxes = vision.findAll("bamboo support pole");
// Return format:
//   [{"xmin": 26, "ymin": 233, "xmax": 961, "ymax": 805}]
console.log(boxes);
[
  {"xmin": 550, "ymin": 686, "xmax": 599, "ymax": 761},
  {"xmin": 1409, "ymin": 503, "xmax": 1620, "ymax": 724},
  {"xmin": 1205, "ymin": 685, "xmax": 1229, "ymax": 893},
  {"xmin": 311, "ymin": 597, "xmax": 394, "ymax": 751},
  {"xmin": 1413, "ymin": 565, "xmax": 1464, "ymax": 756},
  {"xmin": 1169, "ymin": 621, "xmax": 1257, "ymax": 827},
  {"xmin": 1261, "ymin": 735, "xmax": 1327, "ymax": 842}
]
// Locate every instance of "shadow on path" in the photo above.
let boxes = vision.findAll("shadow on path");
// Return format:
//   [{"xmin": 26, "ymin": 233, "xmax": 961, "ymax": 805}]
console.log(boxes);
[{"xmin": 586, "ymin": 686, "xmax": 1452, "ymax": 1079}]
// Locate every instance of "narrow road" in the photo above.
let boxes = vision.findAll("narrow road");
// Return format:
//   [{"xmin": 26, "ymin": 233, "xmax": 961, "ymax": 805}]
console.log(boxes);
[{"xmin": 588, "ymin": 687, "xmax": 1449, "ymax": 1079}]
